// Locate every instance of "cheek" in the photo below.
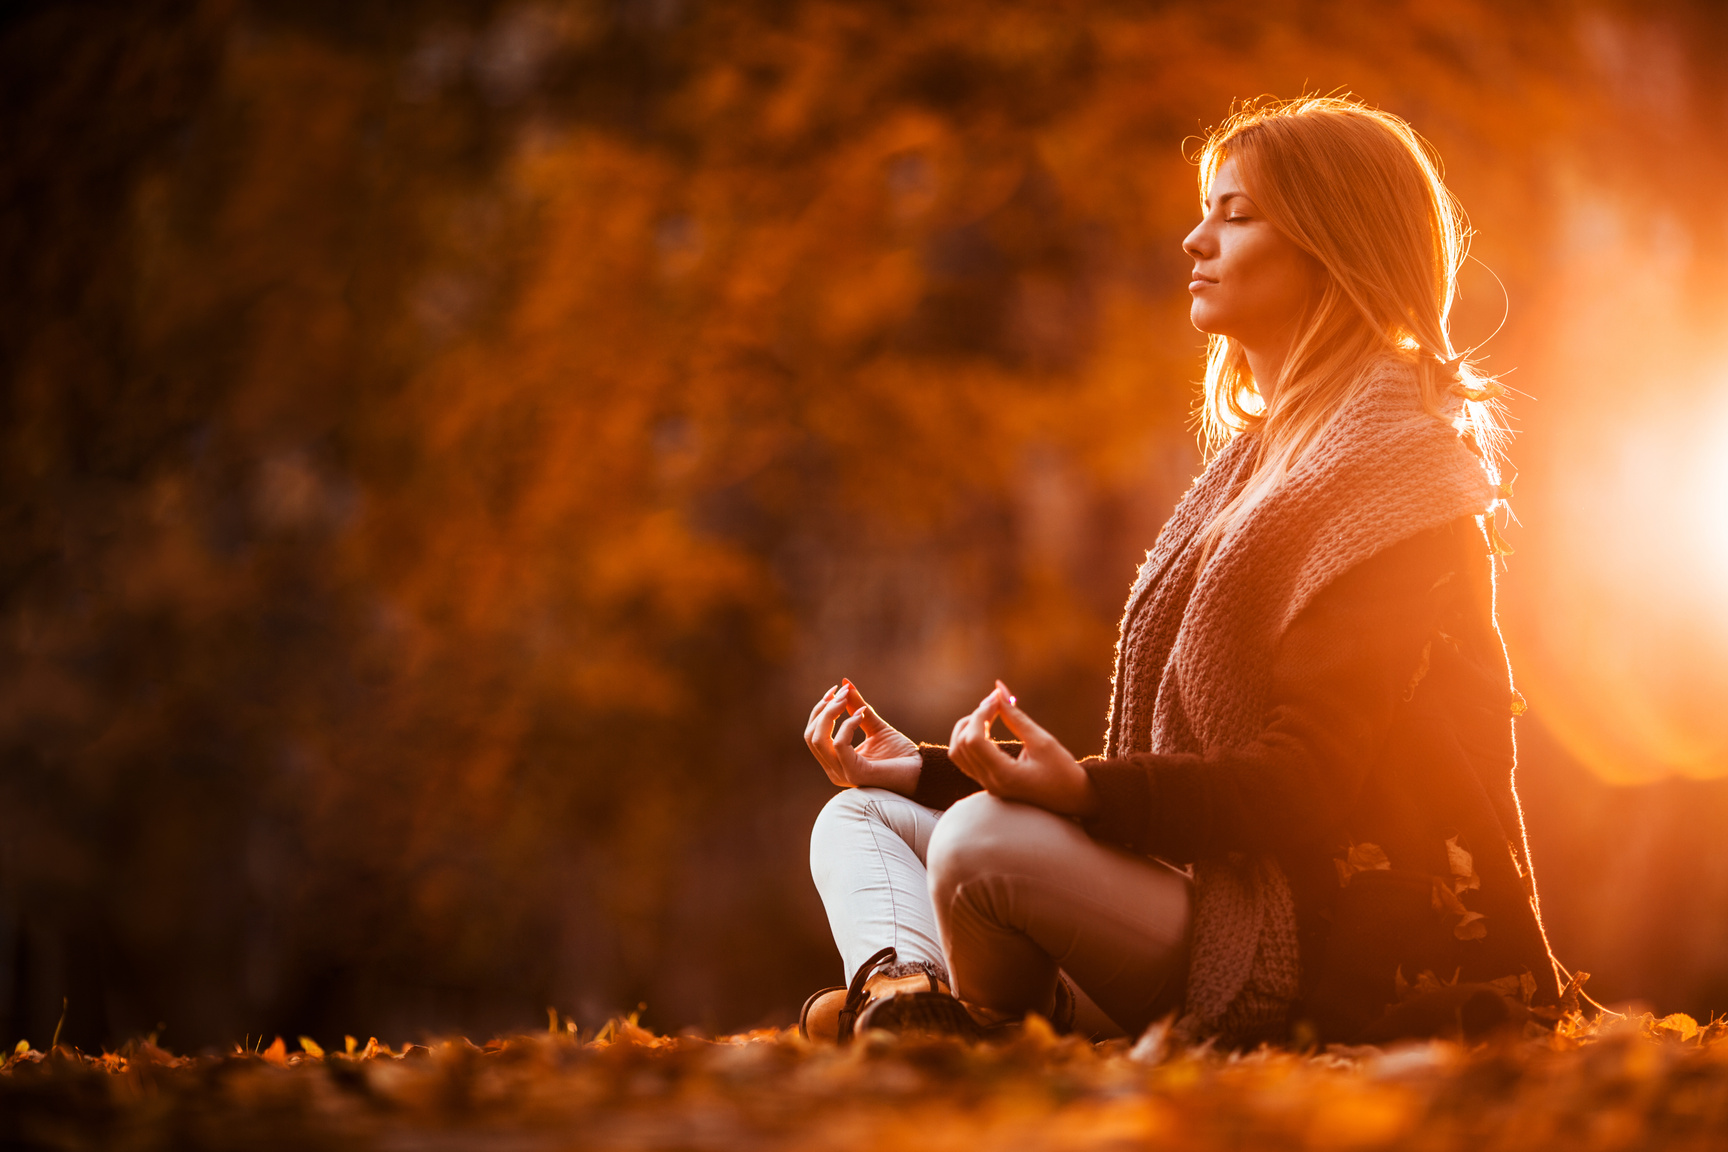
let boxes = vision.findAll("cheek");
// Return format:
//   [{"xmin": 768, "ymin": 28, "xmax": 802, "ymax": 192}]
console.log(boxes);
[
  {"xmin": 1257, "ymin": 241, "xmax": 1306, "ymax": 309},
  {"xmin": 1269, "ymin": 250, "xmax": 1317, "ymax": 310},
  {"xmin": 1232, "ymin": 238, "xmax": 1312, "ymax": 319}
]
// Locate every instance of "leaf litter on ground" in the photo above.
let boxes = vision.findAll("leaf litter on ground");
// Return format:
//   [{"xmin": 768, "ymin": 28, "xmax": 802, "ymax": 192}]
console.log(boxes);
[{"xmin": 2, "ymin": 1009, "xmax": 1726, "ymax": 1151}]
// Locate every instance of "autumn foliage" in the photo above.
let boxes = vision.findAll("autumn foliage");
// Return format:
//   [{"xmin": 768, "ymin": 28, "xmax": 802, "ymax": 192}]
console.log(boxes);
[
  {"xmin": 3, "ymin": 0, "xmax": 1728, "ymax": 1053},
  {"xmin": 5, "ymin": 1013, "xmax": 1728, "ymax": 1151}
]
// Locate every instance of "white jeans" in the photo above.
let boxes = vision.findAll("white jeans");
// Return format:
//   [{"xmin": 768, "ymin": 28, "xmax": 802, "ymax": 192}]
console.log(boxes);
[{"xmin": 810, "ymin": 787, "xmax": 1192, "ymax": 1036}]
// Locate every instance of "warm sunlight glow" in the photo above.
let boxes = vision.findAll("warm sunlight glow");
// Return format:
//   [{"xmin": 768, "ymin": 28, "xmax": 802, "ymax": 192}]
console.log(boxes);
[
  {"xmin": 1517, "ymin": 379, "xmax": 1728, "ymax": 785},
  {"xmin": 1699, "ymin": 413, "xmax": 1728, "ymax": 579}
]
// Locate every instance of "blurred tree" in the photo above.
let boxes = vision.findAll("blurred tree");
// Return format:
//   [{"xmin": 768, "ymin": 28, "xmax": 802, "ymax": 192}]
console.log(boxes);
[{"xmin": 2, "ymin": 0, "xmax": 1726, "ymax": 1048}]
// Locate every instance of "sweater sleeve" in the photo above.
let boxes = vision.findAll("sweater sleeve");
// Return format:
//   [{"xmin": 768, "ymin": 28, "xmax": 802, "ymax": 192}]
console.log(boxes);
[
  {"xmin": 1081, "ymin": 519, "xmax": 1477, "ymax": 862},
  {"xmin": 909, "ymin": 742, "xmax": 1021, "ymax": 811}
]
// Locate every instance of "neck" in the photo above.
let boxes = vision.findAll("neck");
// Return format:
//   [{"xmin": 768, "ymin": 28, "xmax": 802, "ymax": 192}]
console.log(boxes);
[
  {"xmin": 1243, "ymin": 342, "xmax": 1288, "ymax": 408},
  {"xmin": 1240, "ymin": 311, "xmax": 1306, "ymax": 408}
]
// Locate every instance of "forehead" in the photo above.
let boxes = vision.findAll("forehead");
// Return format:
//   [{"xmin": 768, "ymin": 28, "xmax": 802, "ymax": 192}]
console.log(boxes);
[{"xmin": 1206, "ymin": 156, "xmax": 1246, "ymax": 201}]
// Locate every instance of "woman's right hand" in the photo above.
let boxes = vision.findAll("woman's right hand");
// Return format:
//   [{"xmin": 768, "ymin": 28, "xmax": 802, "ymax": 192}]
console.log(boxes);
[{"xmin": 804, "ymin": 680, "xmax": 921, "ymax": 795}]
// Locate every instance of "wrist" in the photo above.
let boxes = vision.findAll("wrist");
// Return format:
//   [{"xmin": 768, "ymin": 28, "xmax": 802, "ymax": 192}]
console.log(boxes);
[
  {"xmin": 1066, "ymin": 769, "xmax": 1101, "ymax": 817},
  {"xmin": 857, "ymin": 755, "xmax": 922, "ymax": 796},
  {"xmin": 1053, "ymin": 758, "xmax": 1100, "ymax": 816}
]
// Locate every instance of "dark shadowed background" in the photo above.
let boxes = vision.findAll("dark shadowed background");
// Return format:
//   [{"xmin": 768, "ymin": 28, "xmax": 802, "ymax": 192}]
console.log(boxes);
[{"xmin": 4, "ymin": 0, "xmax": 1728, "ymax": 1051}]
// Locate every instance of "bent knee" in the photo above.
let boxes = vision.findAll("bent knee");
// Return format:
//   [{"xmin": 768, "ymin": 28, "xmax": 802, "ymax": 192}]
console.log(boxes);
[
  {"xmin": 927, "ymin": 792, "xmax": 1059, "ymax": 894},
  {"xmin": 813, "ymin": 785, "xmax": 900, "ymax": 830},
  {"xmin": 810, "ymin": 787, "xmax": 904, "ymax": 869}
]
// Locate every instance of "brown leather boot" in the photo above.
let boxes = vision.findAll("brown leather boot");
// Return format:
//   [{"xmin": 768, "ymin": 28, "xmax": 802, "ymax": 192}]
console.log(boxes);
[
  {"xmin": 854, "ymin": 970, "xmax": 1078, "ymax": 1042},
  {"xmin": 798, "ymin": 947, "xmax": 949, "ymax": 1043}
]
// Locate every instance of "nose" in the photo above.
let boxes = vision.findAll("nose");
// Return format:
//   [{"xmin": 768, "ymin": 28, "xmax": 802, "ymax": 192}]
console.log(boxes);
[{"xmin": 1182, "ymin": 221, "xmax": 1213, "ymax": 261}]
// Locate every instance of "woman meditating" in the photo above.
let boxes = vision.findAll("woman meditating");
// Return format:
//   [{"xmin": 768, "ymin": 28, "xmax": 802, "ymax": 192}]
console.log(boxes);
[{"xmin": 800, "ymin": 96, "xmax": 1561, "ymax": 1048}]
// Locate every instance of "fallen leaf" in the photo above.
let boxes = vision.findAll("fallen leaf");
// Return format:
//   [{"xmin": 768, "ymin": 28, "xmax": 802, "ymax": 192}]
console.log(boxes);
[
  {"xmin": 1488, "ymin": 971, "xmax": 1539, "ymax": 1007},
  {"xmin": 1445, "ymin": 836, "xmax": 1481, "ymax": 893},
  {"xmin": 1555, "ymin": 971, "xmax": 1591, "ymax": 1019},
  {"xmin": 1414, "ymin": 969, "xmax": 1460, "ymax": 995},
  {"xmin": 1454, "ymin": 911, "xmax": 1487, "ymax": 940},
  {"xmin": 298, "ymin": 1036, "xmax": 324, "ymax": 1059},
  {"xmin": 1336, "ymin": 842, "xmax": 1392, "ymax": 886},
  {"xmin": 1656, "ymin": 1013, "xmax": 1699, "ymax": 1042}
]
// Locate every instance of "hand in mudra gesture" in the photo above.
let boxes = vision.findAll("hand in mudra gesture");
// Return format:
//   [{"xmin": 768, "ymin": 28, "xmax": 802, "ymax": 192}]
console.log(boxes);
[
  {"xmin": 949, "ymin": 681, "xmax": 1099, "ymax": 817},
  {"xmin": 804, "ymin": 680, "xmax": 922, "ymax": 795}
]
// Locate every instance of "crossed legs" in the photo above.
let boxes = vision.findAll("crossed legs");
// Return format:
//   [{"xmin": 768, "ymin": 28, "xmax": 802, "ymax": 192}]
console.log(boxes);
[{"xmin": 810, "ymin": 787, "xmax": 1191, "ymax": 1037}]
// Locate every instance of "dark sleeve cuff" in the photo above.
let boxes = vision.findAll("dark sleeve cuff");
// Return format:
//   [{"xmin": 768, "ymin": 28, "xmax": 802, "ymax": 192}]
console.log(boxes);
[
  {"xmin": 1080, "ymin": 756, "xmax": 1155, "ymax": 853},
  {"xmin": 910, "ymin": 742, "xmax": 1021, "ymax": 811},
  {"xmin": 1080, "ymin": 751, "xmax": 1216, "ymax": 862}
]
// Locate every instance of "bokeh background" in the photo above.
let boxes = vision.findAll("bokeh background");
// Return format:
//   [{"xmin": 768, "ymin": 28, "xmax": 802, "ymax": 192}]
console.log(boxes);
[{"xmin": 4, "ymin": 0, "xmax": 1728, "ymax": 1051}]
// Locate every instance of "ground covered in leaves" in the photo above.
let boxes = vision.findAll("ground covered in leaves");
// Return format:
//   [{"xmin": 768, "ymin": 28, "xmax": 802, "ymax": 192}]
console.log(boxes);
[{"xmin": 3, "ymin": 1013, "xmax": 1725, "ymax": 1151}]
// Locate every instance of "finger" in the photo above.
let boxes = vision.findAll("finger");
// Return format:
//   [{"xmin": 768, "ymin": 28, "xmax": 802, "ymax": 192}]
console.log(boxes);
[
  {"xmin": 971, "ymin": 683, "xmax": 1005, "ymax": 722},
  {"xmin": 948, "ymin": 714, "xmax": 973, "ymax": 771},
  {"xmin": 952, "ymin": 708, "xmax": 986, "ymax": 752},
  {"xmin": 814, "ymin": 692, "xmax": 851, "ymax": 741},
  {"xmin": 839, "ymin": 678, "xmax": 865, "ymax": 716},
  {"xmin": 808, "ymin": 692, "xmax": 853, "ymax": 772},
  {"xmin": 972, "ymin": 740, "xmax": 1022, "ymax": 795},
  {"xmin": 805, "ymin": 690, "xmax": 837, "ymax": 750},
  {"xmin": 950, "ymin": 712, "xmax": 989, "ymax": 779},
  {"xmin": 991, "ymin": 680, "xmax": 1050, "ymax": 745},
  {"xmin": 855, "ymin": 703, "xmax": 888, "ymax": 737},
  {"xmin": 808, "ymin": 732, "xmax": 842, "ymax": 783},
  {"xmin": 956, "ymin": 687, "xmax": 1002, "ymax": 749},
  {"xmin": 836, "ymin": 709, "xmax": 866, "ymax": 747},
  {"xmin": 831, "ymin": 712, "xmax": 867, "ymax": 779},
  {"xmin": 949, "ymin": 715, "xmax": 971, "ymax": 761},
  {"xmin": 807, "ymin": 684, "xmax": 839, "ymax": 728}
]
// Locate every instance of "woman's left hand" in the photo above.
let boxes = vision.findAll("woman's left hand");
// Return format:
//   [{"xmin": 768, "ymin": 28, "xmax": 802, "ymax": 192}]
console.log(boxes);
[{"xmin": 949, "ymin": 681, "xmax": 1100, "ymax": 817}]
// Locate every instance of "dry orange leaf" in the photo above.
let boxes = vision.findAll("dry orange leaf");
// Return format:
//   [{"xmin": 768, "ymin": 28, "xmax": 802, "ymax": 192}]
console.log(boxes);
[
  {"xmin": 1432, "ymin": 877, "xmax": 1466, "ymax": 916},
  {"xmin": 1454, "ymin": 911, "xmax": 1488, "ymax": 940},
  {"xmin": 1444, "ymin": 836, "xmax": 1479, "ymax": 891},
  {"xmin": 1656, "ymin": 1013, "xmax": 1699, "ymax": 1041},
  {"xmin": 1414, "ymin": 968, "xmax": 1461, "ymax": 995},
  {"xmin": 1335, "ymin": 841, "xmax": 1391, "ymax": 886},
  {"xmin": 1487, "ymin": 971, "xmax": 1539, "ymax": 1007}
]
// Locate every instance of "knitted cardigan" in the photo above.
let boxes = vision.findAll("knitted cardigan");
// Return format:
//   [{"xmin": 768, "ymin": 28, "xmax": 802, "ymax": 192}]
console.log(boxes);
[
  {"xmin": 912, "ymin": 355, "xmax": 1519, "ymax": 1043},
  {"xmin": 1095, "ymin": 356, "xmax": 1498, "ymax": 1042}
]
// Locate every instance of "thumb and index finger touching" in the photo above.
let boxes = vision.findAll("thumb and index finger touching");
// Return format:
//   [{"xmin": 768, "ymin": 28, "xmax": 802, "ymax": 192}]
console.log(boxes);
[
  {"xmin": 835, "ymin": 678, "xmax": 895, "ymax": 738},
  {"xmin": 830, "ymin": 677, "xmax": 1042, "ymax": 752},
  {"xmin": 986, "ymin": 680, "xmax": 1050, "ymax": 745}
]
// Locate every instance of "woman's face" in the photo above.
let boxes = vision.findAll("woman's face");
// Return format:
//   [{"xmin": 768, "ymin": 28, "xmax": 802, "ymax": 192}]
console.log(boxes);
[{"xmin": 1182, "ymin": 158, "xmax": 1319, "ymax": 353}]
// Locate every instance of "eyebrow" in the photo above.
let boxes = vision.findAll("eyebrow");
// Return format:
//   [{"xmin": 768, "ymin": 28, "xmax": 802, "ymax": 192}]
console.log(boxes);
[{"xmin": 1204, "ymin": 190, "xmax": 1250, "ymax": 210}]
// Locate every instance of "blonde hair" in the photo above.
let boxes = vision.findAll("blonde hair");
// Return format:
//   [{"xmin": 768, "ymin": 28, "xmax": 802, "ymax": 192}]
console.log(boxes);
[{"xmin": 1193, "ymin": 95, "xmax": 1506, "ymax": 550}]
